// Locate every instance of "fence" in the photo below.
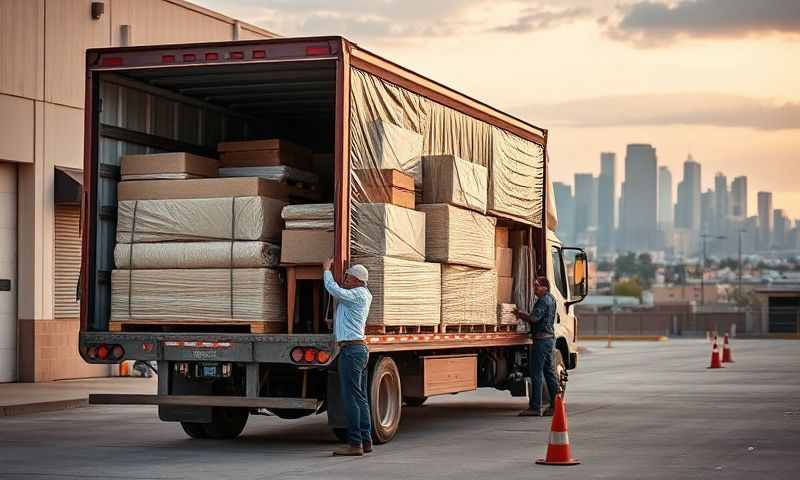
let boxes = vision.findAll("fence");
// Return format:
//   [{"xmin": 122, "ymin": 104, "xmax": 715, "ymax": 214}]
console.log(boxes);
[{"xmin": 576, "ymin": 306, "xmax": 800, "ymax": 337}]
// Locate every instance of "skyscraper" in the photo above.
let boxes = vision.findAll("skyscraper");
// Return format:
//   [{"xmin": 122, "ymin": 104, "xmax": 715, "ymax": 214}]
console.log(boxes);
[
  {"xmin": 731, "ymin": 176, "xmax": 748, "ymax": 219},
  {"xmin": 701, "ymin": 189, "xmax": 716, "ymax": 234},
  {"xmin": 658, "ymin": 166, "xmax": 673, "ymax": 228},
  {"xmin": 675, "ymin": 156, "xmax": 701, "ymax": 231},
  {"xmin": 574, "ymin": 173, "xmax": 597, "ymax": 242},
  {"xmin": 714, "ymin": 172, "xmax": 729, "ymax": 235},
  {"xmin": 597, "ymin": 152, "xmax": 616, "ymax": 253},
  {"xmin": 773, "ymin": 209, "xmax": 789, "ymax": 249},
  {"xmin": 553, "ymin": 181, "xmax": 575, "ymax": 244},
  {"xmin": 620, "ymin": 144, "xmax": 658, "ymax": 251},
  {"xmin": 758, "ymin": 191, "xmax": 773, "ymax": 251}
]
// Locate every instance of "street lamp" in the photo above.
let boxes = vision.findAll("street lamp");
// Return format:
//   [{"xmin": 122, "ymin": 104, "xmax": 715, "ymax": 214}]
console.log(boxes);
[
  {"xmin": 700, "ymin": 234, "xmax": 727, "ymax": 306},
  {"xmin": 737, "ymin": 229, "xmax": 746, "ymax": 301}
]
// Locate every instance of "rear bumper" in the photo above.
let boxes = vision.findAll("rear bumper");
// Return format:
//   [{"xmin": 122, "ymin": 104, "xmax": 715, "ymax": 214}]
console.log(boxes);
[
  {"xmin": 89, "ymin": 393, "xmax": 320, "ymax": 410},
  {"xmin": 79, "ymin": 332, "xmax": 336, "ymax": 365}
]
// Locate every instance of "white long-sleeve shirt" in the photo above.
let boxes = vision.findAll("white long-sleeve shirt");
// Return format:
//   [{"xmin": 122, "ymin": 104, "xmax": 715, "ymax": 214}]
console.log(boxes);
[{"xmin": 323, "ymin": 270, "xmax": 372, "ymax": 341}]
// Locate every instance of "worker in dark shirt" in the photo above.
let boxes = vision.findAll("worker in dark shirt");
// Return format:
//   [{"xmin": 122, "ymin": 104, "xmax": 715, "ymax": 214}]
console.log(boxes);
[{"xmin": 517, "ymin": 276, "xmax": 560, "ymax": 416}]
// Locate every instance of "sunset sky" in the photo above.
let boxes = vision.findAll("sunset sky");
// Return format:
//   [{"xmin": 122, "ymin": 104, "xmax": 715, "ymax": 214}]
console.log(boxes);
[{"xmin": 196, "ymin": 0, "xmax": 800, "ymax": 219}]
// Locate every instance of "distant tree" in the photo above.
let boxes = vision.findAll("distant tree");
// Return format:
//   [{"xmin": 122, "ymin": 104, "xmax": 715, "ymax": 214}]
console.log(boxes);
[
  {"xmin": 719, "ymin": 258, "xmax": 739, "ymax": 270},
  {"xmin": 613, "ymin": 278, "xmax": 643, "ymax": 298},
  {"xmin": 614, "ymin": 252, "xmax": 638, "ymax": 280},
  {"xmin": 636, "ymin": 252, "xmax": 656, "ymax": 287},
  {"xmin": 597, "ymin": 260, "xmax": 614, "ymax": 271}
]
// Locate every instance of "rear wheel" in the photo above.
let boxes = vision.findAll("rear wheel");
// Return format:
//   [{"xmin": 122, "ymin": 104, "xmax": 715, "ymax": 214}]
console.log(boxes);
[
  {"xmin": 180, "ymin": 421, "xmax": 208, "ymax": 439},
  {"xmin": 404, "ymin": 396, "xmax": 427, "ymax": 407},
  {"xmin": 369, "ymin": 356, "xmax": 402, "ymax": 444},
  {"xmin": 202, "ymin": 407, "xmax": 249, "ymax": 439}
]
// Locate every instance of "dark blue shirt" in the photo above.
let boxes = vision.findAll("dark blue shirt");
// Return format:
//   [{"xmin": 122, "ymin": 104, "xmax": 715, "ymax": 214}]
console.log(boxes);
[{"xmin": 530, "ymin": 292, "xmax": 556, "ymax": 338}]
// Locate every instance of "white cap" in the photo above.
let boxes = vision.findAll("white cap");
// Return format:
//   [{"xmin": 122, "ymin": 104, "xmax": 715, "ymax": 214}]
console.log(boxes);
[{"xmin": 346, "ymin": 264, "xmax": 369, "ymax": 284}]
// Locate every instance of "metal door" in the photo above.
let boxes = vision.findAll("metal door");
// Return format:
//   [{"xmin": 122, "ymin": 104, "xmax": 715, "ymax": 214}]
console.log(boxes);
[{"xmin": 0, "ymin": 162, "xmax": 17, "ymax": 382}]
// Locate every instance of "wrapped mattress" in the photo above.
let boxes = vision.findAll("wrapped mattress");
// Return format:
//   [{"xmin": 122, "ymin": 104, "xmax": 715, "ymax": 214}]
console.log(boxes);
[
  {"xmin": 281, "ymin": 203, "xmax": 334, "ymax": 230},
  {"xmin": 422, "ymin": 155, "xmax": 488, "ymax": 214},
  {"xmin": 220, "ymin": 166, "xmax": 319, "ymax": 185},
  {"xmin": 441, "ymin": 265, "xmax": 497, "ymax": 326},
  {"xmin": 489, "ymin": 127, "xmax": 545, "ymax": 225},
  {"xmin": 355, "ymin": 256, "xmax": 440, "ymax": 327},
  {"xmin": 111, "ymin": 268, "xmax": 285, "ymax": 323},
  {"xmin": 364, "ymin": 119, "xmax": 424, "ymax": 185},
  {"xmin": 116, "ymin": 196, "xmax": 285, "ymax": 243},
  {"xmin": 114, "ymin": 241, "xmax": 280, "ymax": 269},
  {"xmin": 352, "ymin": 203, "xmax": 426, "ymax": 262},
  {"xmin": 416, "ymin": 204, "xmax": 495, "ymax": 269}
]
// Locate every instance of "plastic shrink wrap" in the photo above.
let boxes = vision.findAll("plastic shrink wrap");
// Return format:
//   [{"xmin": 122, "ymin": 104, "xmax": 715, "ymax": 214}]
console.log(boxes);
[
  {"xmin": 219, "ymin": 166, "xmax": 319, "ymax": 185},
  {"xmin": 111, "ymin": 268, "xmax": 285, "ymax": 323},
  {"xmin": 114, "ymin": 241, "xmax": 280, "ymax": 269},
  {"xmin": 356, "ymin": 256, "xmax": 440, "ymax": 327},
  {"xmin": 282, "ymin": 203, "xmax": 334, "ymax": 230},
  {"xmin": 416, "ymin": 204, "xmax": 495, "ymax": 269},
  {"xmin": 352, "ymin": 203, "xmax": 426, "ymax": 262},
  {"xmin": 421, "ymin": 155, "xmax": 488, "ymax": 214},
  {"xmin": 116, "ymin": 196, "xmax": 285, "ymax": 243},
  {"xmin": 441, "ymin": 265, "xmax": 497, "ymax": 326}
]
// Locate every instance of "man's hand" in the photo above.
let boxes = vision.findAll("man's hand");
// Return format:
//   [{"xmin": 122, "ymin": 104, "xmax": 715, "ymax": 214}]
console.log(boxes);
[
  {"xmin": 516, "ymin": 310, "xmax": 532, "ymax": 322},
  {"xmin": 323, "ymin": 257, "xmax": 334, "ymax": 271}
]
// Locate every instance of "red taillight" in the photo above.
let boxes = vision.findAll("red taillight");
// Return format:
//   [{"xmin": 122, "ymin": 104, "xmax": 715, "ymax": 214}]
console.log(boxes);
[
  {"xmin": 96, "ymin": 344, "xmax": 110, "ymax": 360},
  {"xmin": 290, "ymin": 347, "xmax": 305, "ymax": 363},
  {"xmin": 161, "ymin": 54, "xmax": 176, "ymax": 63},
  {"xmin": 303, "ymin": 348, "xmax": 317, "ymax": 363},
  {"xmin": 205, "ymin": 52, "xmax": 219, "ymax": 61},
  {"xmin": 305, "ymin": 45, "xmax": 330, "ymax": 56},
  {"xmin": 230, "ymin": 51, "xmax": 244, "ymax": 60},
  {"xmin": 101, "ymin": 57, "xmax": 123, "ymax": 67},
  {"xmin": 316, "ymin": 350, "xmax": 331, "ymax": 364},
  {"xmin": 252, "ymin": 50, "xmax": 266, "ymax": 59},
  {"xmin": 111, "ymin": 345, "xmax": 125, "ymax": 360},
  {"xmin": 182, "ymin": 53, "xmax": 196, "ymax": 62}
]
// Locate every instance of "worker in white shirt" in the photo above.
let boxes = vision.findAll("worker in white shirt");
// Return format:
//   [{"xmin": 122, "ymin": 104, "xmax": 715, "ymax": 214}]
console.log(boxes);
[{"xmin": 323, "ymin": 257, "xmax": 373, "ymax": 457}]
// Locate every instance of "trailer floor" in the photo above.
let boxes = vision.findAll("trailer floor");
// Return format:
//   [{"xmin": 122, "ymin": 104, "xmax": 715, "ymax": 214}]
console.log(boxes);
[{"xmin": 1, "ymin": 339, "xmax": 799, "ymax": 480}]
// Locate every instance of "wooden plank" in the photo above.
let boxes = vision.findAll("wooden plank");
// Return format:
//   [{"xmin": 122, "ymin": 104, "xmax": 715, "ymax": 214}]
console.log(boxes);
[{"xmin": 423, "ymin": 355, "xmax": 477, "ymax": 396}]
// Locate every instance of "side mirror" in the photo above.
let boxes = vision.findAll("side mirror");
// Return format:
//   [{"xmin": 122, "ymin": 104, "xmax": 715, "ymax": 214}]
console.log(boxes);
[{"xmin": 561, "ymin": 247, "xmax": 589, "ymax": 305}]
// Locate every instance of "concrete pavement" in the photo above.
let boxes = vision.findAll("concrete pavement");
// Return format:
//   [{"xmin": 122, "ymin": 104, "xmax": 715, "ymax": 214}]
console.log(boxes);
[{"xmin": 0, "ymin": 339, "xmax": 798, "ymax": 479}]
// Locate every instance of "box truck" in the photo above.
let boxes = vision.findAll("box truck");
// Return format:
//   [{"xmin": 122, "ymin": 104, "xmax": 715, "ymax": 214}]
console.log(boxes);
[{"xmin": 80, "ymin": 36, "xmax": 588, "ymax": 443}]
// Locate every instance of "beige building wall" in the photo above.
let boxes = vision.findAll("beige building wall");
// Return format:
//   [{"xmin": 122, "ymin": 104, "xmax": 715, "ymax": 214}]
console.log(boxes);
[{"xmin": 0, "ymin": 0, "xmax": 275, "ymax": 382}]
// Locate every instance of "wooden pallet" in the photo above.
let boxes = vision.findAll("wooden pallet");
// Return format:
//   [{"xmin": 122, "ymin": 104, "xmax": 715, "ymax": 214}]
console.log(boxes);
[
  {"xmin": 108, "ymin": 320, "xmax": 286, "ymax": 334},
  {"xmin": 495, "ymin": 324, "xmax": 516, "ymax": 333},
  {"xmin": 441, "ymin": 323, "xmax": 498, "ymax": 334},
  {"xmin": 365, "ymin": 324, "xmax": 439, "ymax": 335}
]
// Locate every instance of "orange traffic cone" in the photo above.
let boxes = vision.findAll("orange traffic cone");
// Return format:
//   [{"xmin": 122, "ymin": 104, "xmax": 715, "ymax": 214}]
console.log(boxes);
[
  {"xmin": 536, "ymin": 394, "xmax": 580, "ymax": 466},
  {"xmin": 708, "ymin": 339, "xmax": 724, "ymax": 369},
  {"xmin": 722, "ymin": 334, "xmax": 734, "ymax": 363}
]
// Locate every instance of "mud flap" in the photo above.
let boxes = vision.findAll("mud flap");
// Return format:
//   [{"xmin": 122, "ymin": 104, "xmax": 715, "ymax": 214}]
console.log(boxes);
[{"xmin": 159, "ymin": 405, "xmax": 212, "ymax": 423}]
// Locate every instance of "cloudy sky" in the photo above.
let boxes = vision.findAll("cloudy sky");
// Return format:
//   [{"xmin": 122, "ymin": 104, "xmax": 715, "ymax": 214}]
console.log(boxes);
[{"xmin": 196, "ymin": 0, "xmax": 800, "ymax": 218}]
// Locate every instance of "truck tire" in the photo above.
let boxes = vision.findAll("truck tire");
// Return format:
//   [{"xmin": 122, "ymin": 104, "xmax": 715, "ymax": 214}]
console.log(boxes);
[
  {"xmin": 180, "ymin": 421, "xmax": 209, "ymax": 439},
  {"xmin": 202, "ymin": 407, "xmax": 249, "ymax": 439},
  {"xmin": 369, "ymin": 356, "xmax": 402, "ymax": 444},
  {"xmin": 404, "ymin": 396, "xmax": 427, "ymax": 407},
  {"xmin": 268, "ymin": 409, "xmax": 312, "ymax": 420}
]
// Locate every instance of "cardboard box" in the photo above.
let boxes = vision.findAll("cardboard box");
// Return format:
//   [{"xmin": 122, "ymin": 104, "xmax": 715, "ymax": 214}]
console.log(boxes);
[
  {"xmin": 111, "ymin": 268, "xmax": 285, "ymax": 323},
  {"xmin": 421, "ymin": 155, "xmax": 488, "ymax": 214},
  {"xmin": 352, "ymin": 203, "xmax": 426, "ymax": 262},
  {"xmin": 417, "ymin": 204, "xmax": 495, "ymax": 269},
  {"xmin": 356, "ymin": 256, "xmax": 441, "ymax": 327},
  {"xmin": 496, "ymin": 247, "xmax": 513, "ymax": 277},
  {"xmin": 357, "ymin": 168, "xmax": 416, "ymax": 208},
  {"xmin": 118, "ymin": 177, "xmax": 312, "ymax": 202},
  {"xmin": 121, "ymin": 152, "xmax": 218, "ymax": 179},
  {"xmin": 495, "ymin": 227, "xmax": 509, "ymax": 247},
  {"xmin": 356, "ymin": 168, "xmax": 415, "ymax": 191},
  {"xmin": 218, "ymin": 139, "xmax": 312, "ymax": 170},
  {"xmin": 367, "ymin": 120, "xmax": 424, "ymax": 186},
  {"xmin": 362, "ymin": 185, "xmax": 415, "ymax": 209},
  {"xmin": 497, "ymin": 276, "xmax": 514, "ymax": 304},
  {"xmin": 280, "ymin": 230, "xmax": 334, "ymax": 264},
  {"xmin": 441, "ymin": 265, "xmax": 497, "ymax": 326},
  {"xmin": 497, "ymin": 303, "xmax": 518, "ymax": 325}
]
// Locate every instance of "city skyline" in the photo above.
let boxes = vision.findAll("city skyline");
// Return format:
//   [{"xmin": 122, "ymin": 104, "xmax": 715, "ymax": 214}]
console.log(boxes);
[{"xmin": 196, "ymin": 0, "xmax": 800, "ymax": 219}]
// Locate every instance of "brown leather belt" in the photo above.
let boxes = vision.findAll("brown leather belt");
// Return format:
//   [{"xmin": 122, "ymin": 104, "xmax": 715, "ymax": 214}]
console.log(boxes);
[{"xmin": 337, "ymin": 339, "xmax": 367, "ymax": 347}]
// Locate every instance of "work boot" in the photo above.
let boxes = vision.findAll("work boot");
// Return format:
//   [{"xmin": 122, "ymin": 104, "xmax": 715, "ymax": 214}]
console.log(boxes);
[
  {"xmin": 518, "ymin": 408, "xmax": 543, "ymax": 417},
  {"xmin": 333, "ymin": 445, "xmax": 364, "ymax": 456},
  {"xmin": 363, "ymin": 441, "xmax": 373, "ymax": 454}
]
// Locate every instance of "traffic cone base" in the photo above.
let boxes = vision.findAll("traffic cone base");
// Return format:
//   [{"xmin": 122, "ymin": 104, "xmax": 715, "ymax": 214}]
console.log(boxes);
[{"xmin": 536, "ymin": 394, "xmax": 580, "ymax": 466}]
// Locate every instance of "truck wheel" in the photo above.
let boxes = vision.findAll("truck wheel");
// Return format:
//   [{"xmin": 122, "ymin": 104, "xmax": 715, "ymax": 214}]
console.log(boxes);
[
  {"xmin": 404, "ymin": 396, "xmax": 427, "ymax": 407},
  {"xmin": 180, "ymin": 421, "xmax": 208, "ymax": 439},
  {"xmin": 268, "ymin": 409, "xmax": 312, "ymax": 420},
  {"xmin": 369, "ymin": 356, "xmax": 402, "ymax": 444},
  {"xmin": 202, "ymin": 407, "xmax": 249, "ymax": 439}
]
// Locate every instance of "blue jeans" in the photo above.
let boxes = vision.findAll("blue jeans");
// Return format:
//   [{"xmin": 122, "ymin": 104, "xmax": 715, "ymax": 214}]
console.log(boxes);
[
  {"xmin": 337, "ymin": 344, "xmax": 372, "ymax": 446},
  {"xmin": 529, "ymin": 337, "xmax": 559, "ymax": 410}
]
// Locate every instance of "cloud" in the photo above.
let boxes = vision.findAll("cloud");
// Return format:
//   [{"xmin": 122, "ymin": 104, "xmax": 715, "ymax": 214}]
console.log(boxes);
[
  {"xmin": 491, "ymin": 6, "xmax": 590, "ymax": 33},
  {"xmin": 604, "ymin": 0, "xmax": 800, "ymax": 47},
  {"xmin": 514, "ymin": 94, "xmax": 800, "ymax": 130}
]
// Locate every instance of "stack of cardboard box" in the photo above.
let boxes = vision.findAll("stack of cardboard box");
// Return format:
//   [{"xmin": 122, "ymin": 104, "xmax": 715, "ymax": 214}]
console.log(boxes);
[
  {"xmin": 495, "ymin": 226, "xmax": 516, "ymax": 326},
  {"xmin": 280, "ymin": 204, "xmax": 334, "ymax": 265},
  {"xmin": 417, "ymin": 155, "xmax": 497, "ymax": 329}
]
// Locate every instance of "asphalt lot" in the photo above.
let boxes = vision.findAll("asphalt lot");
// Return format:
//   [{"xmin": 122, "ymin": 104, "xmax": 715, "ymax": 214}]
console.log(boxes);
[{"xmin": 1, "ymin": 339, "xmax": 799, "ymax": 480}]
